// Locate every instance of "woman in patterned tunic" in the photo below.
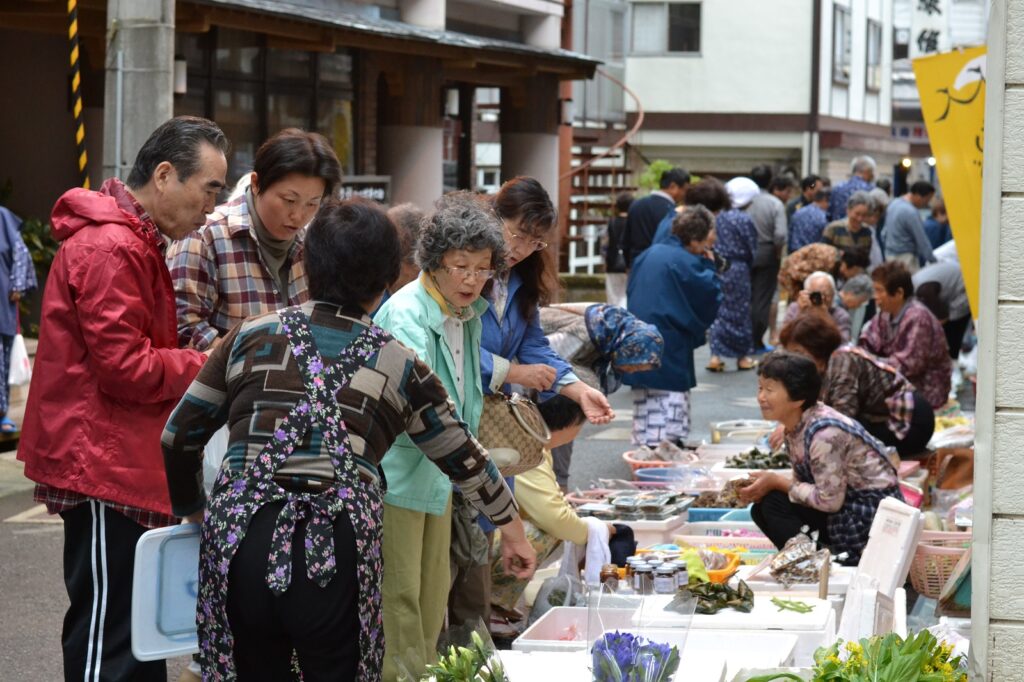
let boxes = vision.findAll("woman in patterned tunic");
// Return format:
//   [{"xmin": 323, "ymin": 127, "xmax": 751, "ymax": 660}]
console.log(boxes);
[
  {"xmin": 707, "ymin": 177, "xmax": 760, "ymax": 372},
  {"xmin": 739, "ymin": 351, "xmax": 903, "ymax": 564},
  {"xmin": 162, "ymin": 199, "xmax": 534, "ymax": 681}
]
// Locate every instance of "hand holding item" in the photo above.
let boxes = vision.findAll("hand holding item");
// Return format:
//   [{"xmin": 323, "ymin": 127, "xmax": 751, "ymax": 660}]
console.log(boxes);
[
  {"xmin": 499, "ymin": 516, "xmax": 537, "ymax": 579},
  {"xmin": 506, "ymin": 363, "xmax": 557, "ymax": 391},
  {"xmin": 737, "ymin": 471, "xmax": 786, "ymax": 504}
]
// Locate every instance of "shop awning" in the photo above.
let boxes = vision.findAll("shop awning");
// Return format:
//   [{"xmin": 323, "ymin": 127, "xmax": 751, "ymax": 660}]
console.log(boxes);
[{"xmin": 182, "ymin": 0, "xmax": 600, "ymax": 79}]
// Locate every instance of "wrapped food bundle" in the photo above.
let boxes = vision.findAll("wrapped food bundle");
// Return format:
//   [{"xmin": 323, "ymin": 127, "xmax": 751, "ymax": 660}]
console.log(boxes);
[
  {"xmin": 693, "ymin": 478, "xmax": 754, "ymax": 509},
  {"xmin": 724, "ymin": 446, "xmax": 790, "ymax": 470},
  {"xmin": 768, "ymin": 535, "xmax": 829, "ymax": 586}
]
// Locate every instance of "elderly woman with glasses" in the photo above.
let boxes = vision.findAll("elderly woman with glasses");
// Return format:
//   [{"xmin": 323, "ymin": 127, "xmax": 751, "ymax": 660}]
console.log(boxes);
[
  {"xmin": 373, "ymin": 192, "xmax": 536, "ymax": 680},
  {"xmin": 446, "ymin": 177, "xmax": 616, "ymax": 630}
]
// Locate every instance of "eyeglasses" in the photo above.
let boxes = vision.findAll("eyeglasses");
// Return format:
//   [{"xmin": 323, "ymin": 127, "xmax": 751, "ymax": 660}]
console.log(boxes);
[
  {"xmin": 506, "ymin": 230, "xmax": 549, "ymax": 252},
  {"xmin": 441, "ymin": 266, "xmax": 495, "ymax": 282}
]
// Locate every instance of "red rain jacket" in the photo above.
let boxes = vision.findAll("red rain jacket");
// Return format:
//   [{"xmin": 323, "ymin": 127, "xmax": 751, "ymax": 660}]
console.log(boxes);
[{"xmin": 19, "ymin": 180, "xmax": 205, "ymax": 515}]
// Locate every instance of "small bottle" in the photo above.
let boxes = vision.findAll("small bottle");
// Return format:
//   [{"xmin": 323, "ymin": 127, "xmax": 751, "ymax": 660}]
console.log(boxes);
[
  {"xmin": 646, "ymin": 556, "xmax": 664, "ymax": 569},
  {"xmin": 633, "ymin": 563, "xmax": 654, "ymax": 595},
  {"xmin": 625, "ymin": 556, "xmax": 641, "ymax": 578},
  {"xmin": 672, "ymin": 561, "xmax": 689, "ymax": 589},
  {"xmin": 599, "ymin": 563, "xmax": 620, "ymax": 593},
  {"xmin": 654, "ymin": 565, "xmax": 677, "ymax": 594}
]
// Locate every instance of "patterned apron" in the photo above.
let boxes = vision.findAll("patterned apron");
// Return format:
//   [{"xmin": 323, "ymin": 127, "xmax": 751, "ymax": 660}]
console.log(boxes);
[
  {"xmin": 795, "ymin": 417, "xmax": 904, "ymax": 563},
  {"xmin": 196, "ymin": 306, "xmax": 390, "ymax": 681}
]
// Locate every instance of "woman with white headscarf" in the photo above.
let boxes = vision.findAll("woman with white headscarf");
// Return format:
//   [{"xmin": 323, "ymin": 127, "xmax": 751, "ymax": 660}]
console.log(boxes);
[{"xmin": 707, "ymin": 177, "xmax": 760, "ymax": 372}]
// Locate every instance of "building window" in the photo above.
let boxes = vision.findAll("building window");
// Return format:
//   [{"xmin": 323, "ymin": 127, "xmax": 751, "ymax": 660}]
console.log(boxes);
[
  {"xmin": 630, "ymin": 2, "xmax": 701, "ymax": 55},
  {"xmin": 832, "ymin": 5, "xmax": 852, "ymax": 84},
  {"xmin": 175, "ymin": 29, "xmax": 355, "ymax": 185},
  {"xmin": 610, "ymin": 9, "xmax": 625, "ymax": 61},
  {"xmin": 894, "ymin": 27, "xmax": 910, "ymax": 60},
  {"xmin": 866, "ymin": 19, "xmax": 883, "ymax": 91}
]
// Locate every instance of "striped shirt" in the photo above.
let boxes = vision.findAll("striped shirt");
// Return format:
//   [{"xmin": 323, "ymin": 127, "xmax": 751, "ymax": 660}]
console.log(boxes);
[
  {"xmin": 162, "ymin": 300, "xmax": 517, "ymax": 525},
  {"xmin": 166, "ymin": 194, "xmax": 308, "ymax": 351}
]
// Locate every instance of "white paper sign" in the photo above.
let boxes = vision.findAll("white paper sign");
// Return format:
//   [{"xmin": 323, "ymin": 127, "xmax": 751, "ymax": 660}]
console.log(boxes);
[{"xmin": 910, "ymin": 0, "xmax": 952, "ymax": 59}]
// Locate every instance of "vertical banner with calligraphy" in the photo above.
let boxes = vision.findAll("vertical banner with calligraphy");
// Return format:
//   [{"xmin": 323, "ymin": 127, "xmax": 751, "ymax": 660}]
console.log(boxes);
[
  {"xmin": 910, "ymin": 0, "xmax": 951, "ymax": 59},
  {"xmin": 913, "ymin": 46, "xmax": 986, "ymax": 317}
]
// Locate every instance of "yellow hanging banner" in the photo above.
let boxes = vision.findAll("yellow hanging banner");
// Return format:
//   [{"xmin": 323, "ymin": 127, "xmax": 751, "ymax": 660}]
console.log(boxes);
[{"xmin": 913, "ymin": 46, "xmax": 986, "ymax": 318}]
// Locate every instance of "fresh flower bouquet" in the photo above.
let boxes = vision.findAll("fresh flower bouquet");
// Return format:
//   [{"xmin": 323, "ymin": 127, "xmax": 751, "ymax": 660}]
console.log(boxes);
[
  {"xmin": 421, "ymin": 630, "xmax": 508, "ymax": 682},
  {"xmin": 742, "ymin": 630, "xmax": 967, "ymax": 682},
  {"xmin": 591, "ymin": 630, "xmax": 680, "ymax": 682}
]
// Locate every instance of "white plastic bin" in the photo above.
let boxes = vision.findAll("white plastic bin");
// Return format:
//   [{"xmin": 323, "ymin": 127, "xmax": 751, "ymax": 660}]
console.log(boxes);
[{"xmin": 131, "ymin": 524, "xmax": 201, "ymax": 661}]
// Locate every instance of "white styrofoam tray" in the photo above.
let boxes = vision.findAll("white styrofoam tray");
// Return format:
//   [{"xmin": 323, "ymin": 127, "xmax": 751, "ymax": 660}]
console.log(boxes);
[
  {"xmin": 709, "ymin": 461, "xmax": 793, "ymax": 482},
  {"xmin": 499, "ymin": 650, "xmax": 727, "ymax": 682},
  {"xmin": 131, "ymin": 523, "xmax": 201, "ymax": 661}
]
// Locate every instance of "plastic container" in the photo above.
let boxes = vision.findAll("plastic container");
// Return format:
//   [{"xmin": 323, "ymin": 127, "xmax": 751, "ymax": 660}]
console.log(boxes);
[
  {"xmin": 909, "ymin": 531, "xmax": 971, "ymax": 599},
  {"xmin": 131, "ymin": 523, "xmax": 201, "ymax": 661},
  {"xmin": 680, "ymin": 520, "xmax": 765, "ymax": 538},
  {"xmin": 705, "ymin": 550, "xmax": 741, "ymax": 584},
  {"xmin": 710, "ymin": 419, "xmax": 776, "ymax": 444},
  {"xmin": 720, "ymin": 507, "xmax": 753, "ymax": 522},
  {"xmin": 686, "ymin": 507, "xmax": 734, "ymax": 522}
]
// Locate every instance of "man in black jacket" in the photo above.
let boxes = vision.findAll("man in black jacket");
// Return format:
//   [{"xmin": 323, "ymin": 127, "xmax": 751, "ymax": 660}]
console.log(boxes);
[{"xmin": 623, "ymin": 166, "xmax": 689, "ymax": 267}]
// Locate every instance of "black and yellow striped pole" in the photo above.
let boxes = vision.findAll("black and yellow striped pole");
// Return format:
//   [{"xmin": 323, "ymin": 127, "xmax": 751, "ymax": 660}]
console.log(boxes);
[{"xmin": 67, "ymin": 0, "xmax": 89, "ymax": 189}]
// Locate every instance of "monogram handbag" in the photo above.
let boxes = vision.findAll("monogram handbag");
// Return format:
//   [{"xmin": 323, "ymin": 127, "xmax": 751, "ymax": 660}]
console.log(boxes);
[{"xmin": 478, "ymin": 391, "xmax": 551, "ymax": 477}]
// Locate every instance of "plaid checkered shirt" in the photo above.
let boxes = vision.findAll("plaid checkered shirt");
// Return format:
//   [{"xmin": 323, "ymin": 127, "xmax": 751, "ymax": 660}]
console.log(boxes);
[
  {"xmin": 821, "ymin": 346, "xmax": 916, "ymax": 440},
  {"xmin": 166, "ymin": 193, "xmax": 308, "ymax": 352}
]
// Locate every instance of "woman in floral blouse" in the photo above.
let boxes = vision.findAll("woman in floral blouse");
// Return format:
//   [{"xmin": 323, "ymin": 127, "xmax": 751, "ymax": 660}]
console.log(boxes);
[
  {"xmin": 739, "ymin": 351, "xmax": 903, "ymax": 564},
  {"xmin": 859, "ymin": 261, "xmax": 951, "ymax": 410},
  {"xmin": 162, "ymin": 199, "xmax": 534, "ymax": 681},
  {"xmin": 779, "ymin": 310, "xmax": 935, "ymax": 457}
]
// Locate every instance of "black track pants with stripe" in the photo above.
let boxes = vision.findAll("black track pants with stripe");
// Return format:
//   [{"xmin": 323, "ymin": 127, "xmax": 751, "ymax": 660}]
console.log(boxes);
[{"xmin": 60, "ymin": 501, "xmax": 167, "ymax": 682}]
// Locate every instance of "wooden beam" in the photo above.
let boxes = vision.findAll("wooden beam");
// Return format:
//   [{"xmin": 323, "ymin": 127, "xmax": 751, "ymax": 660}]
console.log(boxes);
[{"xmin": 266, "ymin": 32, "xmax": 335, "ymax": 53}]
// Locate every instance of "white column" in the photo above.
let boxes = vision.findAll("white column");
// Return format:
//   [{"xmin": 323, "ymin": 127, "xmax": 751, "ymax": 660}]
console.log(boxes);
[
  {"xmin": 500, "ymin": 132, "xmax": 560, "ymax": 202},
  {"xmin": 378, "ymin": 125, "xmax": 444, "ymax": 211},
  {"xmin": 399, "ymin": 0, "xmax": 446, "ymax": 31},
  {"xmin": 521, "ymin": 14, "xmax": 562, "ymax": 50},
  {"xmin": 103, "ymin": 0, "xmax": 175, "ymax": 180}
]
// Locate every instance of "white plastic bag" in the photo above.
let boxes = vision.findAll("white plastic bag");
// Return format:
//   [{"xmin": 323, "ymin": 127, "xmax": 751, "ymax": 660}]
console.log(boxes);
[
  {"xmin": 202, "ymin": 425, "xmax": 229, "ymax": 495},
  {"xmin": 8, "ymin": 333, "xmax": 30, "ymax": 386}
]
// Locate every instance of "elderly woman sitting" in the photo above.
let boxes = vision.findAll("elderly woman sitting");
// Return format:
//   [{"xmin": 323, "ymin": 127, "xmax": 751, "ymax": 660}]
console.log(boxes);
[
  {"xmin": 739, "ymin": 352, "xmax": 904, "ymax": 565},
  {"xmin": 782, "ymin": 270, "xmax": 852, "ymax": 342},
  {"xmin": 860, "ymin": 261, "xmax": 952, "ymax": 410},
  {"xmin": 779, "ymin": 311, "xmax": 935, "ymax": 457}
]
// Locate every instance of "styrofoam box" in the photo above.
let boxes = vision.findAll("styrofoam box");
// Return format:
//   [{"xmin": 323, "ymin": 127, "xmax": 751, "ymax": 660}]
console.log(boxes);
[
  {"xmin": 512, "ymin": 607, "xmax": 798, "ymax": 678},
  {"xmin": 618, "ymin": 513, "xmax": 690, "ymax": 548},
  {"xmin": 632, "ymin": 594, "xmax": 836, "ymax": 667},
  {"xmin": 131, "ymin": 524, "xmax": 201, "ymax": 661},
  {"xmin": 710, "ymin": 461, "xmax": 794, "ymax": 482}
]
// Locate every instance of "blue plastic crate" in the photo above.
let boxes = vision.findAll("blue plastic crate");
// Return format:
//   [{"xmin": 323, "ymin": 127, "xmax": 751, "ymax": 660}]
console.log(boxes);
[{"xmin": 686, "ymin": 507, "xmax": 731, "ymax": 522}]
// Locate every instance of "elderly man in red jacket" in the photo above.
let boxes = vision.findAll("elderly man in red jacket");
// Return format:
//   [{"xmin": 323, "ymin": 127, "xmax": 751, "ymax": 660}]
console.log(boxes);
[{"xmin": 18, "ymin": 116, "xmax": 227, "ymax": 681}]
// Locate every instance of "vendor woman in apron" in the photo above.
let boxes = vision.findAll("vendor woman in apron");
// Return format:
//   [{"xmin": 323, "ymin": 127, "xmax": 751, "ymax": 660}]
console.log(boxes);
[
  {"xmin": 738, "ymin": 351, "xmax": 903, "ymax": 565},
  {"xmin": 162, "ymin": 199, "xmax": 535, "ymax": 681}
]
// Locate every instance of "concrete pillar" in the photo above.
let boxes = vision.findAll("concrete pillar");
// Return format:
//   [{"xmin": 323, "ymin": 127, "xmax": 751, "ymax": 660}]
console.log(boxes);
[
  {"xmin": 103, "ymin": 0, "xmax": 175, "ymax": 180},
  {"xmin": 521, "ymin": 14, "xmax": 562, "ymax": 50},
  {"xmin": 500, "ymin": 75, "xmax": 561, "ymax": 205},
  {"xmin": 398, "ymin": 0, "xmax": 445, "ymax": 31},
  {"xmin": 377, "ymin": 58, "xmax": 444, "ymax": 210}
]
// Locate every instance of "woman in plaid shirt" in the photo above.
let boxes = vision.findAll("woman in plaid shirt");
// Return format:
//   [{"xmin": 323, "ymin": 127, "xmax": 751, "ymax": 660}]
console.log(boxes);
[
  {"xmin": 739, "ymin": 351, "xmax": 903, "ymax": 565},
  {"xmin": 167, "ymin": 128, "xmax": 342, "ymax": 351}
]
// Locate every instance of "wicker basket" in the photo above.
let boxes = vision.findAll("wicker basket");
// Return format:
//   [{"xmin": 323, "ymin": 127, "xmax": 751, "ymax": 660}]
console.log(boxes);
[{"xmin": 908, "ymin": 531, "xmax": 971, "ymax": 598}]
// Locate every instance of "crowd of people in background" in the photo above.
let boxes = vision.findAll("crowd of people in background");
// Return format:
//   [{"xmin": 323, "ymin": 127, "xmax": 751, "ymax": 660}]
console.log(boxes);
[{"xmin": 9, "ymin": 113, "xmax": 971, "ymax": 681}]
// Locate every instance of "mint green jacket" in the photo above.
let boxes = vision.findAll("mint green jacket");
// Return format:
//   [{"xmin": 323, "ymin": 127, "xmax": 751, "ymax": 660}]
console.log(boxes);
[{"xmin": 373, "ymin": 280, "xmax": 488, "ymax": 515}]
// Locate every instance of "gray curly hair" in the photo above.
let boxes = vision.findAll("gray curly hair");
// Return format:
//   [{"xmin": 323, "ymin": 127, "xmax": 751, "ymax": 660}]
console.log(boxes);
[{"xmin": 416, "ymin": 191, "xmax": 508, "ymax": 275}]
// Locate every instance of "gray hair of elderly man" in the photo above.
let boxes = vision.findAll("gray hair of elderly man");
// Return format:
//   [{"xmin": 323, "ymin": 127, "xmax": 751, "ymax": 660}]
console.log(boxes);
[
  {"xmin": 803, "ymin": 271, "xmax": 837, "ymax": 296},
  {"xmin": 847, "ymin": 190, "xmax": 876, "ymax": 212},
  {"xmin": 415, "ymin": 190, "xmax": 508, "ymax": 274},
  {"xmin": 851, "ymin": 155, "xmax": 877, "ymax": 176}
]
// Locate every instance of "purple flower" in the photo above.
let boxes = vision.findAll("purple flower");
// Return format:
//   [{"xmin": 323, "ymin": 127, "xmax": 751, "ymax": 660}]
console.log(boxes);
[{"xmin": 226, "ymin": 532, "xmax": 238, "ymax": 545}]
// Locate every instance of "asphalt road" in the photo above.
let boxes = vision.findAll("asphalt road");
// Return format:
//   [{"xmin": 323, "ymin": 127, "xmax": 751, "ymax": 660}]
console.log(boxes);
[{"xmin": 0, "ymin": 343, "xmax": 762, "ymax": 680}]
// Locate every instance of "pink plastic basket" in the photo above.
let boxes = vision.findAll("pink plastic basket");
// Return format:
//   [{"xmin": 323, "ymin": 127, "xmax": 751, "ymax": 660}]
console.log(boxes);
[{"xmin": 908, "ymin": 531, "xmax": 971, "ymax": 598}]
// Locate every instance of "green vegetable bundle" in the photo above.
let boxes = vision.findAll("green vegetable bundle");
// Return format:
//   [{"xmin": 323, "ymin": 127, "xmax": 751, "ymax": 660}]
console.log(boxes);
[
  {"xmin": 742, "ymin": 630, "xmax": 967, "ymax": 682},
  {"xmin": 423, "ymin": 631, "xmax": 509, "ymax": 682},
  {"xmin": 667, "ymin": 580, "xmax": 754, "ymax": 615}
]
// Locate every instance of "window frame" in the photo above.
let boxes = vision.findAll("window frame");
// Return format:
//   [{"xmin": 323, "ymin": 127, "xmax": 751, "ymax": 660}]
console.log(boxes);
[
  {"xmin": 832, "ymin": 4, "xmax": 852, "ymax": 85},
  {"xmin": 865, "ymin": 18, "xmax": 883, "ymax": 92},
  {"xmin": 629, "ymin": 1, "xmax": 702, "ymax": 57}
]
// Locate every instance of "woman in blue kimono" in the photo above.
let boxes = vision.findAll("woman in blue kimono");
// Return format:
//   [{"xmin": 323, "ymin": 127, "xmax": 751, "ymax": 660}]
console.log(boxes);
[
  {"xmin": 0, "ymin": 206, "xmax": 37, "ymax": 431},
  {"xmin": 625, "ymin": 205, "xmax": 722, "ymax": 447},
  {"xmin": 707, "ymin": 177, "xmax": 760, "ymax": 372}
]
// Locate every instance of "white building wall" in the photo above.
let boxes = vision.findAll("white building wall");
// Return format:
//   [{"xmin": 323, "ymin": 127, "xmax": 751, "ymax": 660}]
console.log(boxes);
[
  {"xmin": 624, "ymin": 0, "xmax": 812, "ymax": 114},
  {"xmin": 819, "ymin": 0, "xmax": 893, "ymax": 125},
  {"xmin": 976, "ymin": 1, "xmax": 1024, "ymax": 679},
  {"xmin": 892, "ymin": 0, "xmax": 987, "ymax": 46}
]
